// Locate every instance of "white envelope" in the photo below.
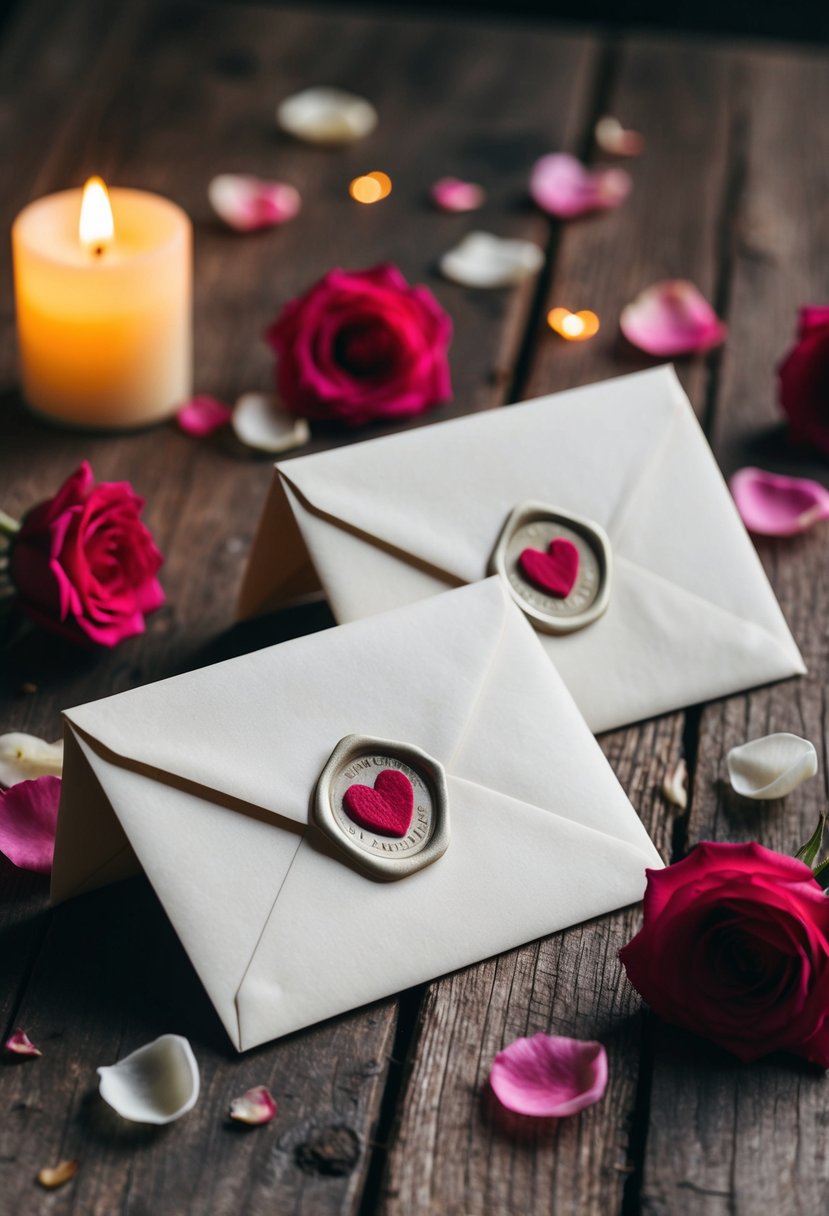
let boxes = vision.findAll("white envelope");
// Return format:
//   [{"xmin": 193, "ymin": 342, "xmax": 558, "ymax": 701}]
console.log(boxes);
[
  {"xmin": 52, "ymin": 580, "xmax": 661, "ymax": 1051},
  {"xmin": 239, "ymin": 366, "xmax": 804, "ymax": 733}
]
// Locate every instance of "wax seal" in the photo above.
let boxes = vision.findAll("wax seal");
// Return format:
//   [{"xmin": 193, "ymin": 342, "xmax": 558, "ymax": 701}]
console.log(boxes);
[
  {"xmin": 490, "ymin": 501, "xmax": 612, "ymax": 634},
  {"xmin": 313, "ymin": 735, "xmax": 450, "ymax": 879}
]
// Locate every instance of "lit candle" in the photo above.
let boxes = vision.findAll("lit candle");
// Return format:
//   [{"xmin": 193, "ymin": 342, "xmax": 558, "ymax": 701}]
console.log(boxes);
[
  {"xmin": 12, "ymin": 178, "xmax": 192, "ymax": 429},
  {"xmin": 547, "ymin": 308, "xmax": 600, "ymax": 342}
]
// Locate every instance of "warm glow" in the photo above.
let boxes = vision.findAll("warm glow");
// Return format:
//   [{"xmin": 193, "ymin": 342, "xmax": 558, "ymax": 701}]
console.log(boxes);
[
  {"xmin": 547, "ymin": 307, "xmax": 600, "ymax": 341},
  {"xmin": 349, "ymin": 171, "xmax": 392, "ymax": 204},
  {"xmin": 79, "ymin": 176, "xmax": 114, "ymax": 254},
  {"xmin": 367, "ymin": 170, "xmax": 392, "ymax": 198}
]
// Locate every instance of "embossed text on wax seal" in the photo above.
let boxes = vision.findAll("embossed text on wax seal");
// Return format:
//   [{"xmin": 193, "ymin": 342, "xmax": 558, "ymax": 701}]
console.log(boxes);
[{"xmin": 314, "ymin": 736, "xmax": 450, "ymax": 880}]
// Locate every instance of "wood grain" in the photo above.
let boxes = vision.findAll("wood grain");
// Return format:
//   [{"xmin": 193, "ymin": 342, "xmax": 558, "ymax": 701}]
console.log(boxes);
[
  {"xmin": 0, "ymin": 1, "xmax": 599, "ymax": 1212},
  {"xmin": 379, "ymin": 33, "xmax": 738, "ymax": 1216},
  {"xmin": 639, "ymin": 44, "xmax": 829, "ymax": 1216}
]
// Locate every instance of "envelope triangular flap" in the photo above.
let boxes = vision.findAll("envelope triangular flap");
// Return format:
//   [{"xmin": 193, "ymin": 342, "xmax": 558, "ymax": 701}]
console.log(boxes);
[
  {"xmin": 62, "ymin": 580, "xmax": 513, "ymax": 826},
  {"xmin": 272, "ymin": 366, "xmax": 678, "ymax": 587}
]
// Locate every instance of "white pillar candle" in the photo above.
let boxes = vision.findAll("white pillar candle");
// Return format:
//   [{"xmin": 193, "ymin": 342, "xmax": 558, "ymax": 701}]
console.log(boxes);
[{"xmin": 12, "ymin": 178, "xmax": 192, "ymax": 429}]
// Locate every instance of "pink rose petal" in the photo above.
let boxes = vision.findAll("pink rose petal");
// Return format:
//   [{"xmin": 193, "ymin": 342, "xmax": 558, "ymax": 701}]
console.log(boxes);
[
  {"xmin": 176, "ymin": 395, "xmax": 233, "ymax": 437},
  {"xmin": 620, "ymin": 279, "xmax": 727, "ymax": 356},
  {"xmin": 228, "ymin": 1085, "xmax": 277, "ymax": 1125},
  {"xmin": 489, "ymin": 1033, "xmax": 608, "ymax": 1117},
  {"xmin": 594, "ymin": 116, "xmax": 645, "ymax": 157},
  {"xmin": 730, "ymin": 467, "xmax": 829, "ymax": 537},
  {"xmin": 530, "ymin": 153, "xmax": 631, "ymax": 219},
  {"xmin": 0, "ymin": 775, "xmax": 61, "ymax": 874},
  {"xmin": 208, "ymin": 175, "xmax": 301, "ymax": 233},
  {"xmin": 431, "ymin": 177, "xmax": 486, "ymax": 213},
  {"xmin": 4, "ymin": 1029, "xmax": 42, "ymax": 1058}
]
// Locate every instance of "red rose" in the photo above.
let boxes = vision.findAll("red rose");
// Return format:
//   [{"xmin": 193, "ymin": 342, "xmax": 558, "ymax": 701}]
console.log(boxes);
[
  {"xmin": 266, "ymin": 264, "xmax": 452, "ymax": 427},
  {"xmin": 9, "ymin": 461, "xmax": 164, "ymax": 648},
  {"xmin": 778, "ymin": 306, "xmax": 829, "ymax": 456},
  {"xmin": 619, "ymin": 842, "xmax": 829, "ymax": 1066}
]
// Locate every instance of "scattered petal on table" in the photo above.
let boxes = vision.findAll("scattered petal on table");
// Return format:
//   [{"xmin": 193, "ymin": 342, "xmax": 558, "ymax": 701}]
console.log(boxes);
[
  {"xmin": 530, "ymin": 153, "xmax": 631, "ymax": 219},
  {"xmin": 232, "ymin": 393, "xmax": 311, "ymax": 453},
  {"xmin": 620, "ymin": 279, "xmax": 727, "ymax": 356},
  {"xmin": 208, "ymin": 175, "xmax": 301, "ymax": 233},
  {"xmin": 37, "ymin": 1160, "xmax": 78, "ymax": 1189},
  {"xmin": 4, "ymin": 1029, "xmax": 42, "ymax": 1058},
  {"xmin": 489, "ymin": 1033, "xmax": 608, "ymax": 1117},
  {"xmin": 229, "ymin": 1085, "xmax": 278, "ymax": 1125},
  {"xmin": 727, "ymin": 733, "xmax": 818, "ymax": 801},
  {"xmin": 730, "ymin": 467, "xmax": 829, "ymax": 537},
  {"xmin": 0, "ymin": 775, "xmax": 61, "ymax": 873},
  {"xmin": 662, "ymin": 757, "xmax": 688, "ymax": 809},
  {"xmin": 431, "ymin": 177, "xmax": 486, "ymax": 212},
  {"xmin": 276, "ymin": 87, "xmax": 377, "ymax": 145},
  {"xmin": 176, "ymin": 395, "xmax": 233, "ymax": 438},
  {"xmin": 594, "ymin": 115, "xmax": 644, "ymax": 157},
  {"xmin": 0, "ymin": 733, "xmax": 63, "ymax": 787},
  {"xmin": 440, "ymin": 231, "xmax": 544, "ymax": 289},
  {"xmin": 98, "ymin": 1034, "xmax": 200, "ymax": 1125}
]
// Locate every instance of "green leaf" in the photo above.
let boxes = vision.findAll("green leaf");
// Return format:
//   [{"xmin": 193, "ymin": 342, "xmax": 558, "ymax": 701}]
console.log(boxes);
[
  {"xmin": 795, "ymin": 813, "xmax": 826, "ymax": 869},
  {"xmin": 812, "ymin": 856, "xmax": 829, "ymax": 891}
]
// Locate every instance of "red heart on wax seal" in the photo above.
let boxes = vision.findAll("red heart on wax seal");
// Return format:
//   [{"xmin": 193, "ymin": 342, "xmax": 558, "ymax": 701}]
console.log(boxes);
[
  {"xmin": 343, "ymin": 769, "xmax": 414, "ymax": 838},
  {"xmin": 519, "ymin": 538, "xmax": 580, "ymax": 598}
]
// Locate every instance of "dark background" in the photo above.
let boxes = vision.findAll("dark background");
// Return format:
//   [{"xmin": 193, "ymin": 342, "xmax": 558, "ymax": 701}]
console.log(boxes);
[{"xmin": 2, "ymin": 0, "xmax": 827, "ymax": 44}]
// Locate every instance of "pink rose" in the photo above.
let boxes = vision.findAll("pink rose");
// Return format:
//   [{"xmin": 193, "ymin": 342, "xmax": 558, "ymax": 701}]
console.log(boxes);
[
  {"xmin": 778, "ymin": 306, "xmax": 829, "ymax": 456},
  {"xmin": 9, "ymin": 462, "xmax": 164, "ymax": 647},
  {"xmin": 619, "ymin": 842, "xmax": 829, "ymax": 1066},
  {"xmin": 266, "ymin": 264, "xmax": 452, "ymax": 427}
]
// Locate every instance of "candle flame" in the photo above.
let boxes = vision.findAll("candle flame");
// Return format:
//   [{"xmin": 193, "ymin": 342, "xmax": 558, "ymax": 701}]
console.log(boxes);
[
  {"xmin": 79, "ymin": 176, "xmax": 114, "ymax": 254},
  {"xmin": 547, "ymin": 308, "xmax": 600, "ymax": 341},
  {"xmin": 349, "ymin": 170, "xmax": 393, "ymax": 204}
]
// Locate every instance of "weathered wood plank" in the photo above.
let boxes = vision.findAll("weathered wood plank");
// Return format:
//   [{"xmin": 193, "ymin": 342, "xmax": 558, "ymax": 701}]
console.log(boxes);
[
  {"xmin": 640, "ymin": 44, "xmax": 829, "ymax": 1216},
  {"xmin": 0, "ymin": 2, "xmax": 598, "ymax": 1212},
  {"xmin": 378, "ymin": 35, "xmax": 739, "ymax": 1216},
  {"xmin": 379, "ymin": 718, "xmax": 681, "ymax": 1216}
]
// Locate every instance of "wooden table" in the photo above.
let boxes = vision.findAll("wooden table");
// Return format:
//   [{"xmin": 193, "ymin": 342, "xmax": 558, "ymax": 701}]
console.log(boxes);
[{"xmin": 1, "ymin": 1, "xmax": 828, "ymax": 1212}]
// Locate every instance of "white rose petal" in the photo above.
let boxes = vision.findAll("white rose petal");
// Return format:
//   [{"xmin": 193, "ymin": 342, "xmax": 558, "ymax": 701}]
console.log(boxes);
[
  {"xmin": 727, "ymin": 733, "xmax": 818, "ymax": 801},
  {"xmin": 97, "ymin": 1034, "xmax": 200, "ymax": 1125},
  {"xmin": 440, "ymin": 231, "xmax": 544, "ymax": 289},
  {"xmin": 276, "ymin": 87, "xmax": 377, "ymax": 145},
  {"xmin": 0, "ymin": 733, "xmax": 63, "ymax": 788},
  {"xmin": 232, "ymin": 393, "xmax": 310, "ymax": 453}
]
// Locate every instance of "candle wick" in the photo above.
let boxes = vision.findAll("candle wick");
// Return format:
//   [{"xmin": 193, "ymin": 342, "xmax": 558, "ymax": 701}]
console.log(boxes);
[{"xmin": 94, "ymin": 244, "xmax": 104, "ymax": 258}]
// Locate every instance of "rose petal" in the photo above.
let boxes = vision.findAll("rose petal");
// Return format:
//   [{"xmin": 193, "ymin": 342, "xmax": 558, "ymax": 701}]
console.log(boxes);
[
  {"xmin": 431, "ymin": 177, "xmax": 486, "ymax": 213},
  {"xmin": 232, "ymin": 393, "xmax": 311, "ymax": 452},
  {"xmin": 0, "ymin": 733, "xmax": 63, "ymax": 787},
  {"xmin": 276, "ymin": 87, "xmax": 377, "ymax": 145},
  {"xmin": 620, "ymin": 280, "xmax": 727, "ymax": 356},
  {"xmin": 594, "ymin": 116, "xmax": 645, "ymax": 157},
  {"xmin": 727, "ymin": 733, "xmax": 818, "ymax": 800},
  {"xmin": 208, "ymin": 175, "xmax": 301, "ymax": 233},
  {"xmin": 4, "ymin": 1029, "xmax": 42, "ymax": 1058},
  {"xmin": 37, "ymin": 1160, "xmax": 78, "ymax": 1189},
  {"xmin": 0, "ymin": 775, "xmax": 60, "ymax": 873},
  {"xmin": 730, "ymin": 467, "xmax": 829, "ymax": 537},
  {"xmin": 175, "ymin": 395, "xmax": 233, "ymax": 437},
  {"xmin": 97, "ymin": 1034, "xmax": 200, "ymax": 1125},
  {"xmin": 489, "ymin": 1033, "xmax": 608, "ymax": 1117},
  {"xmin": 662, "ymin": 758, "xmax": 688, "ymax": 809},
  {"xmin": 228, "ymin": 1085, "xmax": 278, "ymax": 1125},
  {"xmin": 530, "ymin": 153, "xmax": 631, "ymax": 219},
  {"xmin": 440, "ymin": 231, "xmax": 544, "ymax": 289}
]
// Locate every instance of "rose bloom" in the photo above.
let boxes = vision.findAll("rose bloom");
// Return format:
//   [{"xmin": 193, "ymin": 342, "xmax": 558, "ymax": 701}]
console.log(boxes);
[
  {"xmin": 778, "ymin": 306, "xmax": 829, "ymax": 456},
  {"xmin": 266, "ymin": 264, "xmax": 452, "ymax": 427},
  {"xmin": 9, "ymin": 461, "xmax": 164, "ymax": 647},
  {"xmin": 620, "ymin": 842, "xmax": 829, "ymax": 1066}
]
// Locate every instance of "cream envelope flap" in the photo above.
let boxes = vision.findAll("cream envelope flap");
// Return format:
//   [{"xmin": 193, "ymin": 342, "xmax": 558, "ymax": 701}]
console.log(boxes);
[
  {"xmin": 240, "ymin": 366, "xmax": 804, "ymax": 733},
  {"xmin": 53, "ymin": 580, "xmax": 660, "ymax": 1051}
]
